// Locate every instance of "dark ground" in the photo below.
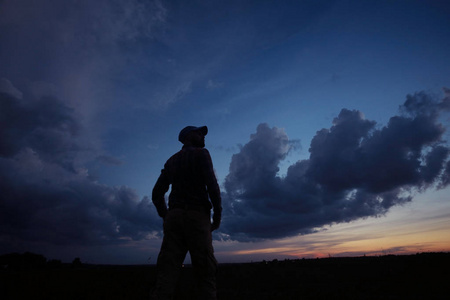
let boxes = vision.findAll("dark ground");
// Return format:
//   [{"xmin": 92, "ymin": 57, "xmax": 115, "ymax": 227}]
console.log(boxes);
[{"xmin": 1, "ymin": 253, "xmax": 449, "ymax": 299}]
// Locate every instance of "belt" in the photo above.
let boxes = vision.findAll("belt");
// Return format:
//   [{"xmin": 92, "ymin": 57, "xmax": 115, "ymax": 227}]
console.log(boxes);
[{"xmin": 170, "ymin": 203, "xmax": 209, "ymax": 213}]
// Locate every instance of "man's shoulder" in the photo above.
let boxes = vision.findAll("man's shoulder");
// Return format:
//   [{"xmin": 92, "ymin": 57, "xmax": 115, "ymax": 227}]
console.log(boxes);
[
  {"xmin": 196, "ymin": 147, "xmax": 210, "ymax": 153},
  {"xmin": 165, "ymin": 147, "xmax": 209, "ymax": 162},
  {"xmin": 165, "ymin": 150, "xmax": 183, "ymax": 165},
  {"xmin": 183, "ymin": 146, "xmax": 210, "ymax": 155},
  {"xmin": 183, "ymin": 147, "xmax": 212, "ymax": 163},
  {"xmin": 194, "ymin": 147, "xmax": 211, "ymax": 157}
]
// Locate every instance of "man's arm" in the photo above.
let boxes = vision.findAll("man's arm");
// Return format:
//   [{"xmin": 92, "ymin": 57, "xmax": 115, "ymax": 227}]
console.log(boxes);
[
  {"xmin": 201, "ymin": 149, "xmax": 222, "ymax": 230},
  {"xmin": 152, "ymin": 169, "xmax": 170, "ymax": 219}
]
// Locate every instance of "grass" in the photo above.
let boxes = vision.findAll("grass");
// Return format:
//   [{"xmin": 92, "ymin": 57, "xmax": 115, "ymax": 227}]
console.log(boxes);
[{"xmin": 1, "ymin": 253, "xmax": 448, "ymax": 299}]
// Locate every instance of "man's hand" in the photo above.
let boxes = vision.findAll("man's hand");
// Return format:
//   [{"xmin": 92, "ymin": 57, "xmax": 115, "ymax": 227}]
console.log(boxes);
[{"xmin": 211, "ymin": 212, "xmax": 221, "ymax": 231}]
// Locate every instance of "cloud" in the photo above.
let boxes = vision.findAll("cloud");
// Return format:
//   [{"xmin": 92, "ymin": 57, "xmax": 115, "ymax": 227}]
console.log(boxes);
[
  {"xmin": 0, "ymin": 91, "xmax": 81, "ymax": 168},
  {"xmin": 0, "ymin": 0, "xmax": 170, "ymax": 115},
  {"xmin": 206, "ymin": 79, "xmax": 224, "ymax": 90},
  {"xmin": 221, "ymin": 89, "xmax": 450, "ymax": 241},
  {"xmin": 1, "ymin": 0, "xmax": 167, "ymax": 49},
  {"xmin": 96, "ymin": 155, "xmax": 124, "ymax": 166},
  {"xmin": 0, "ymin": 82, "xmax": 161, "ymax": 249},
  {"xmin": 0, "ymin": 78, "xmax": 23, "ymax": 99}
]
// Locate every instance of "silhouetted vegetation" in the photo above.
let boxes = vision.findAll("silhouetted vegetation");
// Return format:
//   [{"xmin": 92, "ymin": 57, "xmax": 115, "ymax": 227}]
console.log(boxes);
[
  {"xmin": 1, "ymin": 252, "xmax": 448, "ymax": 299},
  {"xmin": 0, "ymin": 252, "xmax": 47, "ymax": 270},
  {"xmin": 71, "ymin": 257, "xmax": 82, "ymax": 269}
]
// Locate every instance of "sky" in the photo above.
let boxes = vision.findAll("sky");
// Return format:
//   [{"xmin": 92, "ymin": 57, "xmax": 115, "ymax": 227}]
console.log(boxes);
[{"xmin": 1, "ymin": 0, "xmax": 450, "ymax": 265}]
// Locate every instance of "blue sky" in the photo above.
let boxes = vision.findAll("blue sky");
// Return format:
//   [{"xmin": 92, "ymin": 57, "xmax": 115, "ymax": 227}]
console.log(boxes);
[{"xmin": 1, "ymin": 0, "xmax": 450, "ymax": 264}]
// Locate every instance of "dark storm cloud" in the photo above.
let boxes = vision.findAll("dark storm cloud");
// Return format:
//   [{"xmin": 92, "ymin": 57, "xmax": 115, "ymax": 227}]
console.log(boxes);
[
  {"xmin": 0, "ymin": 91, "xmax": 81, "ymax": 170},
  {"xmin": 0, "ymin": 86, "xmax": 161, "ymax": 247},
  {"xmin": 221, "ymin": 90, "xmax": 450, "ymax": 241}
]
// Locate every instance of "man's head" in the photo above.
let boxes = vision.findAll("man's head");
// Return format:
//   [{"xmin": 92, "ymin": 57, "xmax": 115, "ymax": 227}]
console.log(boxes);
[{"xmin": 178, "ymin": 126, "xmax": 208, "ymax": 147}]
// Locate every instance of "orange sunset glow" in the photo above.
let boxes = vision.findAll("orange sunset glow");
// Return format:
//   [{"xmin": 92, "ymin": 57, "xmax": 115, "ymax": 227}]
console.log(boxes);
[{"xmin": 215, "ymin": 189, "xmax": 450, "ymax": 262}]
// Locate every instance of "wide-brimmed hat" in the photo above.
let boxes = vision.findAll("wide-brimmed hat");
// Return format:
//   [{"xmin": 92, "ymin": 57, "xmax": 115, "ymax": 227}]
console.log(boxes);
[{"xmin": 178, "ymin": 126, "xmax": 208, "ymax": 144}]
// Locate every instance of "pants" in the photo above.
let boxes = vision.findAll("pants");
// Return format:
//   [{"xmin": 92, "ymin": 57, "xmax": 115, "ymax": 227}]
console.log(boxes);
[{"xmin": 152, "ymin": 208, "xmax": 218, "ymax": 300}]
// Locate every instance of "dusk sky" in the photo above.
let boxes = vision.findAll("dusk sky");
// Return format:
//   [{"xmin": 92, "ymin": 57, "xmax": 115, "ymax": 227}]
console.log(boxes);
[{"xmin": 1, "ymin": 0, "xmax": 450, "ymax": 265}]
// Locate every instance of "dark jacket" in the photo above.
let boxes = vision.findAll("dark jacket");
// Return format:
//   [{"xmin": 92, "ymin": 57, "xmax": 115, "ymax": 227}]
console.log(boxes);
[{"xmin": 152, "ymin": 146, "xmax": 222, "ymax": 218}]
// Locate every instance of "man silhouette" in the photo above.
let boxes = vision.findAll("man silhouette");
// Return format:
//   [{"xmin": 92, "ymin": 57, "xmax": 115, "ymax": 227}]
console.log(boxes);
[{"xmin": 151, "ymin": 126, "xmax": 222, "ymax": 300}]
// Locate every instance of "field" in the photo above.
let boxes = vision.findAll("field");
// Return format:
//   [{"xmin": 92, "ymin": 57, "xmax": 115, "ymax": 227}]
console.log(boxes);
[{"xmin": 1, "ymin": 253, "xmax": 449, "ymax": 299}]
